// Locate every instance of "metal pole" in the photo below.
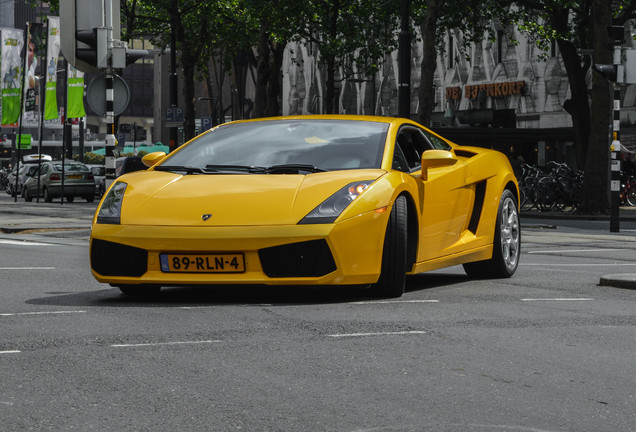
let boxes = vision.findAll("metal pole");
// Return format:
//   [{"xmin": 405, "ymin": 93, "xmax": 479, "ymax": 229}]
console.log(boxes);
[
  {"xmin": 104, "ymin": 70, "xmax": 116, "ymax": 190},
  {"xmin": 15, "ymin": 22, "xmax": 29, "ymax": 203},
  {"xmin": 609, "ymin": 40, "xmax": 622, "ymax": 233},
  {"xmin": 397, "ymin": 0, "xmax": 411, "ymax": 119},
  {"xmin": 36, "ymin": 20, "xmax": 48, "ymax": 203},
  {"xmin": 169, "ymin": 0, "xmax": 178, "ymax": 152}
]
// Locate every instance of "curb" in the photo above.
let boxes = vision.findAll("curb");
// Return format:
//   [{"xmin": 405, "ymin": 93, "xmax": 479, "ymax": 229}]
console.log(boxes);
[{"xmin": 599, "ymin": 274, "xmax": 636, "ymax": 290}]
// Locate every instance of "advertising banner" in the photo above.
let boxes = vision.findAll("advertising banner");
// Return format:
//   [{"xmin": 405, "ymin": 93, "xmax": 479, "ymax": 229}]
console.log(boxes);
[
  {"xmin": 67, "ymin": 64, "xmax": 86, "ymax": 119},
  {"xmin": 1, "ymin": 27, "xmax": 25, "ymax": 125},
  {"xmin": 24, "ymin": 23, "xmax": 45, "ymax": 120},
  {"xmin": 44, "ymin": 17, "xmax": 60, "ymax": 120}
]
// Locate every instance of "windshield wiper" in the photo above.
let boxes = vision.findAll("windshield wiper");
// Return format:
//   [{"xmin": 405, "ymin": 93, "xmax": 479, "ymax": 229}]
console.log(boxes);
[
  {"xmin": 202, "ymin": 164, "xmax": 326, "ymax": 174},
  {"xmin": 262, "ymin": 164, "xmax": 326, "ymax": 174},
  {"xmin": 155, "ymin": 165, "xmax": 215, "ymax": 174},
  {"xmin": 205, "ymin": 164, "xmax": 266, "ymax": 173}
]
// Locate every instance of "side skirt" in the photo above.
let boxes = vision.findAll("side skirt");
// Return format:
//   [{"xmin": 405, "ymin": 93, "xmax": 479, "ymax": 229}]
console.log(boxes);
[{"xmin": 409, "ymin": 245, "xmax": 493, "ymax": 274}]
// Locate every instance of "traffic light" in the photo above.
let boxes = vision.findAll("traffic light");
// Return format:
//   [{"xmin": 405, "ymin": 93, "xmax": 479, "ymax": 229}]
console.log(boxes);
[
  {"xmin": 593, "ymin": 64, "xmax": 618, "ymax": 82},
  {"xmin": 60, "ymin": 0, "xmax": 121, "ymax": 73},
  {"xmin": 75, "ymin": 28, "xmax": 108, "ymax": 68},
  {"xmin": 126, "ymin": 49, "xmax": 149, "ymax": 67}
]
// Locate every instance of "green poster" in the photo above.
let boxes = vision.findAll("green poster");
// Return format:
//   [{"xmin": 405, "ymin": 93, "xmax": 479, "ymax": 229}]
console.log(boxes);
[
  {"xmin": 16, "ymin": 134, "xmax": 31, "ymax": 150},
  {"xmin": 67, "ymin": 64, "xmax": 85, "ymax": 119},
  {"xmin": 44, "ymin": 17, "xmax": 60, "ymax": 120},
  {"xmin": 1, "ymin": 28, "xmax": 24, "ymax": 125}
]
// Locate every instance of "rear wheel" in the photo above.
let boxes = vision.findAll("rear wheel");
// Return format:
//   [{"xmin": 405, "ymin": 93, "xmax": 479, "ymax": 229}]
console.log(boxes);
[
  {"xmin": 43, "ymin": 187, "xmax": 53, "ymax": 202},
  {"xmin": 66, "ymin": 196, "xmax": 74, "ymax": 203},
  {"xmin": 371, "ymin": 195, "xmax": 408, "ymax": 298},
  {"xmin": 626, "ymin": 185, "xmax": 636, "ymax": 207},
  {"xmin": 463, "ymin": 189, "xmax": 520, "ymax": 279},
  {"xmin": 115, "ymin": 284, "xmax": 161, "ymax": 296},
  {"xmin": 86, "ymin": 195, "xmax": 95, "ymax": 203},
  {"xmin": 23, "ymin": 187, "xmax": 33, "ymax": 202}
]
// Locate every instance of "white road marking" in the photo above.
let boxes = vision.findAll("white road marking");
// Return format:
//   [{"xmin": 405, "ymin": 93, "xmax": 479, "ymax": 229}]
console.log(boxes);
[
  {"xmin": 521, "ymin": 298, "xmax": 594, "ymax": 302},
  {"xmin": 347, "ymin": 300, "xmax": 439, "ymax": 305},
  {"xmin": 328, "ymin": 330, "xmax": 427, "ymax": 338},
  {"xmin": 111, "ymin": 340, "xmax": 221, "ymax": 348},
  {"xmin": 528, "ymin": 249, "xmax": 624, "ymax": 254},
  {"xmin": 0, "ymin": 350, "xmax": 21, "ymax": 354},
  {"xmin": 0, "ymin": 239, "xmax": 53, "ymax": 246},
  {"xmin": 0, "ymin": 267, "xmax": 56, "ymax": 270},
  {"xmin": 0, "ymin": 310, "xmax": 86, "ymax": 317},
  {"xmin": 521, "ymin": 263, "xmax": 636, "ymax": 266}
]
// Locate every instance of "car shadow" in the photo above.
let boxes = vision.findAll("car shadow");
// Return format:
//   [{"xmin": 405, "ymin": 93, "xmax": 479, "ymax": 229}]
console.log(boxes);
[{"xmin": 26, "ymin": 272, "xmax": 469, "ymax": 308}]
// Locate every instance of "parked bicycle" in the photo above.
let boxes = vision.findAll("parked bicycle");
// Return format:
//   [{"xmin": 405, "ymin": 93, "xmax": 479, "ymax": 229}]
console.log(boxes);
[
  {"xmin": 620, "ymin": 173, "xmax": 636, "ymax": 207},
  {"xmin": 518, "ymin": 162, "xmax": 584, "ymax": 212}
]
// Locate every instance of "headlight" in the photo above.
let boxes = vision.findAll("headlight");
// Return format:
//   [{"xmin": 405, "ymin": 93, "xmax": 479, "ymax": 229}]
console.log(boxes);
[
  {"xmin": 96, "ymin": 181, "xmax": 127, "ymax": 224},
  {"xmin": 299, "ymin": 180, "xmax": 374, "ymax": 224}
]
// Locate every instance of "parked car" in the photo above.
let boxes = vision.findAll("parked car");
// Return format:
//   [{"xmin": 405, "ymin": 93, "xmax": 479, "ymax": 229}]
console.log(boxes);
[
  {"xmin": 115, "ymin": 156, "xmax": 146, "ymax": 177},
  {"xmin": 87, "ymin": 164, "xmax": 106, "ymax": 196},
  {"xmin": 23, "ymin": 160, "xmax": 96, "ymax": 202},
  {"xmin": 91, "ymin": 115, "xmax": 520, "ymax": 297},
  {"xmin": 7, "ymin": 163, "xmax": 42, "ymax": 197},
  {"xmin": 6, "ymin": 154, "xmax": 53, "ymax": 197}
]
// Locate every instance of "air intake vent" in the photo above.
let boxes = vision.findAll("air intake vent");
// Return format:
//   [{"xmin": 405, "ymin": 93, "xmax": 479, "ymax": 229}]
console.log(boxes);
[
  {"xmin": 91, "ymin": 239, "xmax": 148, "ymax": 277},
  {"xmin": 259, "ymin": 239, "xmax": 337, "ymax": 278},
  {"xmin": 454, "ymin": 149, "xmax": 477, "ymax": 158},
  {"xmin": 468, "ymin": 181, "xmax": 487, "ymax": 234}
]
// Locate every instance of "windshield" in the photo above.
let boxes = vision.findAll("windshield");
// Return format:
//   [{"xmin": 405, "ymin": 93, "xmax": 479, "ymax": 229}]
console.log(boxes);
[{"xmin": 159, "ymin": 119, "xmax": 388, "ymax": 172}]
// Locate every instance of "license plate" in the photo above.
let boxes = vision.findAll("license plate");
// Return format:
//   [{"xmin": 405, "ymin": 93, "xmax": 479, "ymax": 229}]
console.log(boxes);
[
  {"xmin": 67, "ymin": 175, "xmax": 82, "ymax": 179},
  {"xmin": 160, "ymin": 253, "xmax": 245, "ymax": 273}
]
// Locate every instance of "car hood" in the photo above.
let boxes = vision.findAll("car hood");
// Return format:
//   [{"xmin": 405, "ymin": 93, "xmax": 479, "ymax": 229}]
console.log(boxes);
[{"xmin": 117, "ymin": 169, "xmax": 385, "ymax": 226}]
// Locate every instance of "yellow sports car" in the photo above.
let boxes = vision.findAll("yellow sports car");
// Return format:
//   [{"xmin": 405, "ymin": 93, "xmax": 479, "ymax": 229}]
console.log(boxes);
[{"xmin": 90, "ymin": 115, "xmax": 520, "ymax": 297}]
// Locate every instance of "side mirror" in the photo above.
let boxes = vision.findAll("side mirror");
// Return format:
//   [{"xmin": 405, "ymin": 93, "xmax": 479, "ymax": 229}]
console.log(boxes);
[
  {"xmin": 421, "ymin": 150, "xmax": 457, "ymax": 181},
  {"xmin": 142, "ymin": 151, "xmax": 167, "ymax": 167}
]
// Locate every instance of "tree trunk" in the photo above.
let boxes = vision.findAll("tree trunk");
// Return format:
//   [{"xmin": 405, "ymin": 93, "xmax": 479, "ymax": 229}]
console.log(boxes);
[
  {"xmin": 266, "ymin": 41, "xmax": 285, "ymax": 116},
  {"xmin": 253, "ymin": 23, "xmax": 270, "ymax": 118},
  {"xmin": 579, "ymin": 0, "xmax": 612, "ymax": 214},
  {"xmin": 181, "ymin": 49, "xmax": 196, "ymax": 141},
  {"xmin": 416, "ymin": 0, "xmax": 443, "ymax": 127},
  {"xmin": 557, "ymin": 39, "xmax": 590, "ymax": 170}
]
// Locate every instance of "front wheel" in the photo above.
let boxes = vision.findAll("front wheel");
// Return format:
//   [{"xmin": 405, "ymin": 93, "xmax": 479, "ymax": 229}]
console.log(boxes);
[
  {"xmin": 626, "ymin": 185, "xmax": 636, "ymax": 207},
  {"xmin": 370, "ymin": 195, "xmax": 408, "ymax": 298},
  {"xmin": 464, "ymin": 189, "xmax": 520, "ymax": 279}
]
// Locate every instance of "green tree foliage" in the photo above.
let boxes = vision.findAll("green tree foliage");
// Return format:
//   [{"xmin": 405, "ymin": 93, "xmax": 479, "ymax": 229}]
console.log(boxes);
[
  {"xmin": 295, "ymin": 0, "xmax": 400, "ymax": 114},
  {"xmin": 514, "ymin": 0, "xmax": 636, "ymax": 213},
  {"xmin": 412, "ymin": 0, "xmax": 519, "ymax": 126}
]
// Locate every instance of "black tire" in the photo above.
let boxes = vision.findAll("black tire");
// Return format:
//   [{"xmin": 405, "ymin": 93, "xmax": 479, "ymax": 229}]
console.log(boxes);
[
  {"xmin": 116, "ymin": 284, "xmax": 161, "ymax": 296},
  {"xmin": 626, "ymin": 185, "xmax": 636, "ymax": 207},
  {"xmin": 371, "ymin": 195, "xmax": 408, "ymax": 298},
  {"xmin": 86, "ymin": 195, "xmax": 95, "ymax": 203},
  {"xmin": 43, "ymin": 187, "xmax": 53, "ymax": 202},
  {"xmin": 66, "ymin": 196, "xmax": 74, "ymax": 203},
  {"xmin": 463, "ymin": 189, "xmax": 520, "ymax": 279},
  {"xmin": 23, "ymin": 187, "xmax": 33, "ymax": 202}
]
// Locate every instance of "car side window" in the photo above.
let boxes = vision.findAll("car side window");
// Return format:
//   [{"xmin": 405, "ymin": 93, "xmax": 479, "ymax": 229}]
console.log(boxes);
[
  {"xmin": 394, "ymin": 127, "xmax": 434, "ymax": 172},
  {"xmin": 421, "ymin": 129, "xmax": 452, "ymax": 151}
]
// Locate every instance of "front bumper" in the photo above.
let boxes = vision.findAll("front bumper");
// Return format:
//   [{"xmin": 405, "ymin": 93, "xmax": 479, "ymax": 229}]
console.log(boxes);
[{"xmin": 90, "ymin": 210, "xmax": 390, "ymax": 286}]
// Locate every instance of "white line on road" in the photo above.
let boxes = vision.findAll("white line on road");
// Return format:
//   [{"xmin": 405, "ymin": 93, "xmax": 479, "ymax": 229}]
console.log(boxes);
[
  {"xmin": 0, "ymin": 239, "xmax": 53, "ymax": 246},
  {"xmin": 0, "ymin": 267, "xmax": 56, "ymax": 270},
  {"xmin": 0, "ymin": 350, "xmax": 21, "ymax": 354},
  {"xmin": 521, "ymin": 298, "xmax": 594, "ymax": 302},
  {"xmin": 521, "ymin": 263, "xmax": 636, "ymax": 266},
  {"xmin": 528, "ymin": 249, "xmax": 625, "ymax": 254},
  {"xmin": 0, "ymin": 310, "xmax": 86, "ymax": 317},
  {"xmin": 347, "ymin": 299, "xmax": 440, "ymax": 305},
  {"xmin": 328, "ymin": 330, "xmax": 427, "ymax": 338},
  {"xmin": 111, "ymin": 340, "xmax": 221, "ymax": 348}
]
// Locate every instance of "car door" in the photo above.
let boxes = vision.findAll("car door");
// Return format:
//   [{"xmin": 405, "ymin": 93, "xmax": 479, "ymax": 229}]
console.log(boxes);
[{"xmin": 394, "ymin": 126, "xmax": 472, "ymax": 261}]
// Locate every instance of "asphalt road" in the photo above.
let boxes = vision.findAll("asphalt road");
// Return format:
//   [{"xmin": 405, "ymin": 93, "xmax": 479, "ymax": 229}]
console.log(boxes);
[{"xmin": 1, "ymin": 194, "xmax": 636, "ymax": 431}]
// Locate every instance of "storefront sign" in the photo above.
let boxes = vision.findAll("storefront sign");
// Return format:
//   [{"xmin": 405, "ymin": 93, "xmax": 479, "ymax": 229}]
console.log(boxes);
[{"xmin": 446, "ymin": 80, "xmax": 527, "ymax": 100}]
